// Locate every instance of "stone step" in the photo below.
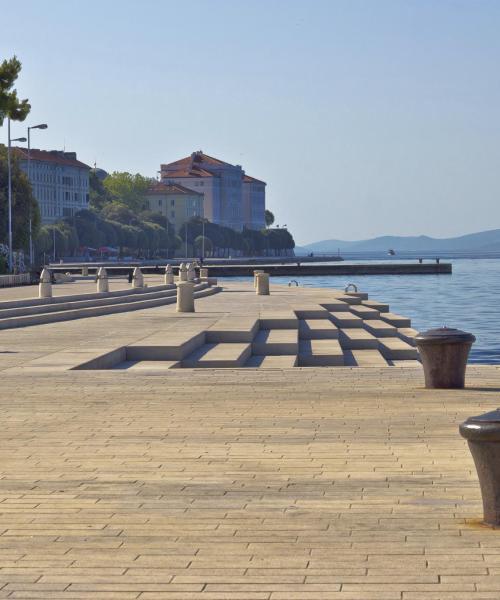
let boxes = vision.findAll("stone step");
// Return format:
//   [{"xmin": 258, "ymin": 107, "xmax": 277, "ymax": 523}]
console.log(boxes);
[
  {"xmin": 379, "ymin": 338, "xmax": 419, "ymax": 360},
  {"xmin": 127, "ymin": 331, "xmax": 206, "ymax": 361},
  {"xmin": 298, "ymin": 339, "xmax": 344, "ymax": 366},
  {"xmin": 347, "ymin": 349, "xmax": 389, "ymax": 367},
  {"xmin": 299, "ymin": 319, "xmax": 339, "ymax": 340},
  {"xmin": 206, "ymin": 317, "xmax": 259, "ymax": 343},
  {"xmin": 363, "ymin": 319, "xmax": 398, "ymax": 338},
  {"xmin": 380, "ymin": 312, "xmax": 412, "ymax": 328},
  {"xmin": 319, "ymin": 300, "xmax": 351, "ymax": 312},
  {"xmin": 334, "ymin": 294, "xmax": 362, "ymax": 305},
  {"xmin": 397, "ymin": 327, "xmax": 419, "ymax": 346},
  {"xmin": 329, "ymin": 311, "xmax": 363, "ymax": 328},
  {"xmin": 339, "ymin": 328, "xmax": 379, "ymax": 349},
  {"xmin": 362, "ymin": 299, "xmax": 390, "ymax": 313},
  {"xmin": 292, "ymin": 305, "xmax": 331, "ymax": 319},
  {"xmin": 182, "ymin": 343, "xmax": 252, "ymax": 368},
  {"xmin": 345, "ymin": 291, "xmax": 369, "ymax": 301},
  {"xmin": 252, "ymin": 329, "xmax": 298, "ymax": 355},
  {"xmin": 113, "ymin": 360, "xmax": 181, "ymax": 371},
  {"xmin": 388, "ymin": 359, "xmax": 422, "ymax": 367},
  {"xmin": 0, "ymin": 284, "xmax": 220, "ymax": 331},
  {"xmin": 259, "ymin": 310, "xmax": 298, "ymax": 329},
  {"xmin": 245, "ymin": 355, "xmax": 298, "ymax": 369},
  {"xmin": 0, "ymin": 286, "xmax": 178, "ymax": 319},
  {"xmin": 350, "ymin": 305, "xmax": 380, "ymax": 320}
]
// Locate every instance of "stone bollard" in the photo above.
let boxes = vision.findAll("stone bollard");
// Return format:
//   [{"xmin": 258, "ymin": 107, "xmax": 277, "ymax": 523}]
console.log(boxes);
[
  {"xmin": 164, "ymin": 264, "xmax": 174, "ymax": 285},
  {"xmin": 187, "ymin": 263, "xmax": 196, "ymax": 282},
  {"xmin": 415, "ymin": 327, "xmax": 476, "ymax": 389},
  {"xmin": 82, "ymin": 265, "xmax": 88, "ymax": 277},
  {"xmin": 460, "ymin": 408, "xmax": 500, "ymax": 526},
  {"xmin": 176, "ymin": 281, "xmax": 195, "ymax": 312},
  {"xmin": 96, "ymin": 267, "xmax": 109, "ymax": 293},
  {"xmin": 255, "ymin": 272, "xmax": 270, "ymax": 295},
  {"xmin": 200, "ymin": 267, "xmax": 209, "ymax": 278},
  {"xmin": 179, "ymin": 263, "xmax": 188, "ymax": 282},
  {"xmin": 38, "ymin": 268, "xmax": 52, "ymax": 298},
  {"xmin": 253, "ymin": 269, "xmax": 264, "ymax": 288},
  {"xmin": 132, "ymin": 267, "xmax": 144, "ymax": 288}
]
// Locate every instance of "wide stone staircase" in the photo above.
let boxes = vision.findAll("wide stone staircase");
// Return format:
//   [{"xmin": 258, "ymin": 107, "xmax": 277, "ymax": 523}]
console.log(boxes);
[
  {"xmin": 103, "ymin": 291, "xmax": 420, "ymax": 370},
  {"xmin": 0, "ymin": 282, "xmax": 219, "ymax": 330}
]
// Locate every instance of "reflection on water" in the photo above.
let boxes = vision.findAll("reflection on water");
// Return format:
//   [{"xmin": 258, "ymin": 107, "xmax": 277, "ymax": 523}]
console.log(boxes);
[{"xmin": 223, "ymin": 258, "xmax": 500, "ymax": 364}]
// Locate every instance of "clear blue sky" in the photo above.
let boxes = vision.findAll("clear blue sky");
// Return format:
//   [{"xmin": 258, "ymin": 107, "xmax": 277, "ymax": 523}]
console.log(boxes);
[{"xmin": 2, "ymin": 0, "xmax": 499, "ymax": 245}]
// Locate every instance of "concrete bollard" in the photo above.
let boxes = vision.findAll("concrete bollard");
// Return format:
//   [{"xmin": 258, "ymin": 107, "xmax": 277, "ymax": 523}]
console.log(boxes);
[
  {"xmin": 253, "ymin": 269, "xmax": 264, "ymax": 288},
  {"xmin": 164, "ymin": 264, "xmax": 174, "ymax": 285},
  {"xmin": 255, "ymin": 272, "xmax": 270, "ymax": 295},
  {"xmin": 187, "ymin": 263, "xmax": 196, "ymax": 281},
  {"xmin": 176, "ymin": 281, "xmax": 195, "ymax": 312},
  {"xmin": 179, "ymin": 263, "xmax": 188, "ymax": 282},
  {"xmin": 415, "ymin": 327, "xmax": 476, "ymax": 389},
  {"xmin": 460, "ymin": 409, "xmax": 500, "ymax": 526},
  {"xmin": 96, "ymin": 267, "xmax": 109, "ymax": 293},
  {"xmin": 132, "ymin": 267, "xmax": 144, "ymax": 288},
  {"xmin": 38, "ymin": 268, "xmax": 52, "ymax": 298},
  {"xmin": 200, "ymin": 267, "xmax": 209, "ymax": 278},
  {"xmin": 82, "ymin": 265, "xmax": 88, "ymax": 277}
]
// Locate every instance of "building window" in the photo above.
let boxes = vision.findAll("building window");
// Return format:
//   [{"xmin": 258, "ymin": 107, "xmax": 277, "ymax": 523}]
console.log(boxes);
[
  {"xmin": 171, "ymin": 210, "xmax": 175, "ymax": 219},
  {"xmin": 171, "ymin": 199, "xmax": 175, "ymax": 207}
]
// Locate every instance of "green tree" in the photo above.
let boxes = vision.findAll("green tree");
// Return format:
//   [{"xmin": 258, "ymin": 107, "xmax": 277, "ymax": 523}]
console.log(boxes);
[
  {"xmin": 103, "ymin": 172, "xmax": 151, "ymax": 212},
  {"xmin": 264, "ymin": 209, "xmax": 275, "ymax": 228},
  {"xmin": 0, "ymin": 56, "xmax": 30, "ymax": 125},
  {"xmin": 89, "ymin": 170, "xmax": 113, "ymax": 211},
  {"xmin": 194, "ymin": 235, "xmax": 213, "ymax": 256},
  {"xmin": 0, "ymin": 144, "xmax": 40, "ymax": 249}
]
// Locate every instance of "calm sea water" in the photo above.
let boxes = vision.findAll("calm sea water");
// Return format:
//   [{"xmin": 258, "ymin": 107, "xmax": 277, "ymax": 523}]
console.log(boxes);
[{"xmin": 223, "ymin": 257, "xmax": 500, "ymax": 364}]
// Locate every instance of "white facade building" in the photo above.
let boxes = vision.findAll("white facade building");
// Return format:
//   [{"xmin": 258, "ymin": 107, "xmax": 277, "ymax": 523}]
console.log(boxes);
[
  {"xmin": 15, "ymin": 148, "xmax": 91, "ymax": 224},
  {"xmin": 160, "ymin": 151, "xmax": 266, "ymax": 231}
]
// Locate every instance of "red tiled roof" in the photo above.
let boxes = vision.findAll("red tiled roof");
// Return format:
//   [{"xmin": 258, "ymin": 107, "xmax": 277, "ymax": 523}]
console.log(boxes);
[
  {"xmin": 162, "ymin": 151, "xmax": 231, "ymax": 171},
  {"xmin": 160, "ymin": 165, "xmax": 217, "ymax": 178},
  {"xmin": 243, "ymin": 174, "xmax": 266, "ymax": 185},
  {"xmin": 13, "ymin": 147, "xmax": 91, "ymax": 169},
  {"xmin": 146, "ymin": 182, "xmax": 203, "ymax": 196}
]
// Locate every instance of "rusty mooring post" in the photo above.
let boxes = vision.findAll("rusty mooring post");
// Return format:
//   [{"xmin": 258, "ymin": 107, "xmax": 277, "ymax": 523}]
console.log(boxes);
[
  {"xmin": 460, "ymin": 409, "xmax": 500, "ymax": 527},
  {"xmin": 415, "ymin": 327, "xmax": 475, "ymax": 389}
]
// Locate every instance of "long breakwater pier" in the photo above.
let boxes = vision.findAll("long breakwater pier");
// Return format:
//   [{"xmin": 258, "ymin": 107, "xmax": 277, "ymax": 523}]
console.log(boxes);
[{"xmin": 51, "ymin": 260, "xmax": 452, "ymax": 277}]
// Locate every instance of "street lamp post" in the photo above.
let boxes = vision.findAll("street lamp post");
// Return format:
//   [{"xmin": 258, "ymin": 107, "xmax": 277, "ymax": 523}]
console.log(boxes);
[
  {"xmin": 7, "ymin": 117, "xmax": 27, "ymax": 273},
  {"xmin": 27, "ymin": 123, "xmax": 48, "ymax": 266},
  {"xmin": 202, "ymin": 219, "xmax": 205, "ymax": 260}
]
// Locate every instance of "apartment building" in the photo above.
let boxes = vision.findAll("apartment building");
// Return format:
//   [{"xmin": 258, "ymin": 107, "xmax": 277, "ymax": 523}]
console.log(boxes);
[{"xmin": 144, "ymin": 182, "xmax": 204, "ymax": 232}]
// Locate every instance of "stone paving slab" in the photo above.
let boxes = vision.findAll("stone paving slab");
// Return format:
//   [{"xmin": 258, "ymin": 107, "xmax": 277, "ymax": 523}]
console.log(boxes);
[{"xmin": 0, "ymin": 366, "xmax": 499, "ymax": 599}]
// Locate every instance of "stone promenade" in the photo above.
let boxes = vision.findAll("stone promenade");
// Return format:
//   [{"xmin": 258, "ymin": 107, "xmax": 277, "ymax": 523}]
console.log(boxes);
[{"xmin": 0, "ymin": 280, "xmax": 499, "ymax": 598}]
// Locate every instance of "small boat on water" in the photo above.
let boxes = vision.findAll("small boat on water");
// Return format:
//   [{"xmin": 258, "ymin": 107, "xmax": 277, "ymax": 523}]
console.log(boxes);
[{"xmin": 387, "ymin": 249, "xmax": 396, "ymax": 256}]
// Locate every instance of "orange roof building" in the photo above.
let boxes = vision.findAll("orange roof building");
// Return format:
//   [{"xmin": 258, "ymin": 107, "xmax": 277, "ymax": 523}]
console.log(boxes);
[
  {"xmin": 144, "ymin": 181, "xmax": 204, "ymax": 233},
  {"xmin": 15, "ymin": 148, "xmax": 90, "ymax": 225},
  {"xmin": 160, "ymin": 151, "xmax": 266, "ymax": 231}
]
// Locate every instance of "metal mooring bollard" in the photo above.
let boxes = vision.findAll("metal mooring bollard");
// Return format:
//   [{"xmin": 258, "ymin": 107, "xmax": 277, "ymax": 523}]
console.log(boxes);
[
  {"xmin": 460, "ymin": 409, "xmax": 500, "ymax": 527},
  {"xmin": 414, "ymin": 327, "xmax": 476, "ymax": 389}
]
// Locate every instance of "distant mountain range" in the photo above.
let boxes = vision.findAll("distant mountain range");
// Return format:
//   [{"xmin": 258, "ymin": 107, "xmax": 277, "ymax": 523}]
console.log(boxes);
[{"xmin": 297, "ymin": 229, "xmax": 500, "ymax": 254}]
